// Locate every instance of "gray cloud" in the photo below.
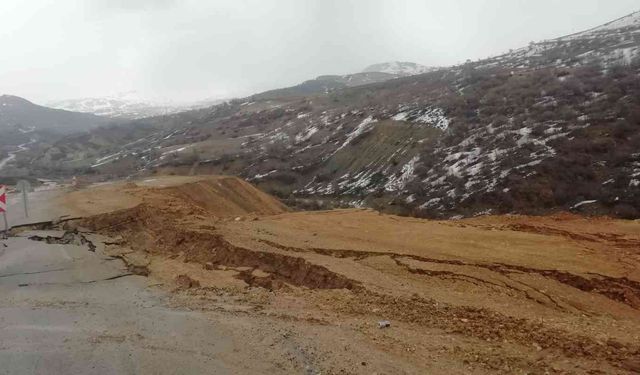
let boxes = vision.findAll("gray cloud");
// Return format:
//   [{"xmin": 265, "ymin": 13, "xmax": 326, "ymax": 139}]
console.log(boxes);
[{"xmin": 0, "ymin": 0, "xmax": 638, "ymax": 103}]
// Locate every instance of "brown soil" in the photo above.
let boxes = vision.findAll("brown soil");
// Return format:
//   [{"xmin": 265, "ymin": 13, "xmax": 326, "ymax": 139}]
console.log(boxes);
[
  {"xmin": 67, "ymin": 175, "xmax": 640, "ymax": 374},
  {"xmin": 161, "ymin": 176, "xmax": 288, "ymax": 217},
  {"xmin": 61, "ymin": 175, "xmax": 287, "ymax": 218}
]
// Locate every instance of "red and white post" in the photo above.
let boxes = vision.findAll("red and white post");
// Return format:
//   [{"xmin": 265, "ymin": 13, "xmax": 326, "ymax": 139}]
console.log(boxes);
[{"xmin": 0, "ymin": 184, "xmax": 7, "ymax": 232}]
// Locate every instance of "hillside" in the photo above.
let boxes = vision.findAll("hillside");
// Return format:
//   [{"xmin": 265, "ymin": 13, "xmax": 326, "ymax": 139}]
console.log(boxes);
[
  {"xmin": 0, "ymin": 95, "xmax": 110, "ymax": 133},
  {"xmin": 23, "ymin": 11, "xmax": 640, "ymax": 219}
]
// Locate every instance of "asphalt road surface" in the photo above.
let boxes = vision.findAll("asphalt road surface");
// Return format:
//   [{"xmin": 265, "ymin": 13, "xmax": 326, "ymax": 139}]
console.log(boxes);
[
  {"xmin": 0, "ymin": 187, "xmax": 242, "ymax": 374},
  {"xmin": 3, "ymin": 186, "xmax": 66, "ymax": 228}
]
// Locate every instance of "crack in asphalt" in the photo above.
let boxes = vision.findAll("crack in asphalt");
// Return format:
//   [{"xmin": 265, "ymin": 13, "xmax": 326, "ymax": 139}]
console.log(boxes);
[
  {"xmin": 16, "ymin": 273, "xmax": 135, "ymax": 287},
  {"xmin": 0, "ymin": 268, "xmax": 71, "ymax": 279},
  {"xmin": 2, "ymin": 231, "xmax": 135, "ymax": 286},
  {"xmin": 28, "ymin": 231, "xmax": 97, "ymax": 252}
]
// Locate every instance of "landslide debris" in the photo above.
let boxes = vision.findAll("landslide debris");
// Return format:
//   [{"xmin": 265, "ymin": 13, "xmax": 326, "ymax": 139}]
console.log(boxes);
[
  {"xmin": 69, "ymin": 176, "xmax": 640, "ymax": 373},
  {"xmin": 82, "ymin": 202, "xmax": 355, "ymax": 291}
]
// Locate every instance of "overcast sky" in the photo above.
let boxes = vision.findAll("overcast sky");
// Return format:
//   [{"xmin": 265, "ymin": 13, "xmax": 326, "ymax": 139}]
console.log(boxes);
[{"xmin": 0, "ymin": 0, "xmax": 638, "ymax": 104}]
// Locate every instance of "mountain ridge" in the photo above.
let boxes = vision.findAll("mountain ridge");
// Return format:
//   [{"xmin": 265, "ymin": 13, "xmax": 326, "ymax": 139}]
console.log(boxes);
[
  {"xmin": 561, "ymin": 10, "xmax": 640, "ymax": 39},
  {"xmin": 13, "ymin": 10, "xmax": 640, "ymax": 219}
]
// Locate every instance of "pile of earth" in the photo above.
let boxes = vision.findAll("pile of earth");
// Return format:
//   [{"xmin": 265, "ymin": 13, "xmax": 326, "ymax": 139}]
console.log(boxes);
[
  {"xmin": 157, "ymin": 177, "xmax": 288, "ymax": 217},
  {"xmin": 79, "ymin": 177, "xmax": 350, "ymax": 290}
]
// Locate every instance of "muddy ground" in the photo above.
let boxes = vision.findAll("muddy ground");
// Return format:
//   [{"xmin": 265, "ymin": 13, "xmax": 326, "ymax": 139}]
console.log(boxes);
[{"xmin": 57, "ymin": 175, "xmax": 640, "ymax": 374}]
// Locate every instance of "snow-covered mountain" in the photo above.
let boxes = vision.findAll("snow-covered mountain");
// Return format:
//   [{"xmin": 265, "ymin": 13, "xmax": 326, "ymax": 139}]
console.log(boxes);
[
  {"xmin": 362, "ymin": 61, "xmax": 438, "ymax": 76},
  {"xmin": 47, "ymin": 93, "xmax": 224, "ymax": 120}
]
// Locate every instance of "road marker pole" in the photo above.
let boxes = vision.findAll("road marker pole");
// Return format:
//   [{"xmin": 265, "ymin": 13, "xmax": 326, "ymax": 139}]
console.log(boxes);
[
  {"xmin": 22, "ymin": 189, "xmax": 28, "ymax": 218},
  {"xmin": 0, "ymin": 184, "xmax": 7, "ymax": 232},
  {"xmin": 17, "ymin": 180, "xmax": 31, "ymax": 218}
]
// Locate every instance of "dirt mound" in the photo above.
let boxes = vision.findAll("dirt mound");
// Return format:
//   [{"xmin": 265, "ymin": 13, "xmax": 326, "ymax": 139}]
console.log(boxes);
[
  {"xmin": 151, "ymin": 177, "xmax": 288, "ymax": 217},
  {"xmin": 61, "ymin": 175, "xmax": 288, "ymax": 219}
]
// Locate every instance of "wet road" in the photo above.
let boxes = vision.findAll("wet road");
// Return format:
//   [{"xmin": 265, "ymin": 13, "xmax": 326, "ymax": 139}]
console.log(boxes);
[
  {"xmin": 0, "ymin": 188, "xmax": 239, "ymax": 374},
  {"xmin": 3, "ymin": 187, "xmax": 66, "ymax": 228},
  {"xmin": 0, "ymin": 231, "xmax": 234, "ymax": 374}
]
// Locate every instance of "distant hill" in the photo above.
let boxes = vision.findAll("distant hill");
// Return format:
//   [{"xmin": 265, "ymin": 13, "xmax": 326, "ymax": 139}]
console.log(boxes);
[
  {"xmin": 0, "ymin": 95, "xmax": 110, "ymax": 134},
  {"xmin": 250, "ymin": 71, "xmax": 398, "ymax": 100},
  {"xmin": 250, "ymin": 62, "xmax": 435, "ymax": 100},
  {"xmin": 362, "ymin": 61, "xmax": 438, "ymax": 76},
  {"xmin": 47, "ymin": 93, "xmax": 224, "ymax": 120},
  {"xmin": 0, "ymin": 94, "xmax": 115, "ymax": 176}
]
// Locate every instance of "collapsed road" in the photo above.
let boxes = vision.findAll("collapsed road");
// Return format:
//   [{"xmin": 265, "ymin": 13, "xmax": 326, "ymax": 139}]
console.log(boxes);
[
  {"xmin": 0, "ymin": 226, "xmax": 236, "ymax": 374},
  {"xmin": 0, "ymin": 181, "xmax": 345, "ymax": 375},
  {"xmin": 2, "ymin": 178, "xmax": 639, "ymax": 374}
]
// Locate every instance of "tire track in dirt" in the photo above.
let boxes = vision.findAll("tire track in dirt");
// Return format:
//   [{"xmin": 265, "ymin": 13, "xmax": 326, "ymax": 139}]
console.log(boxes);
[
  {"xmin": 504, "ymin": 223, "xmax": 640, "ymax": 250},
  {"xmin": 456, "ymin": 221, "xmax": 640, "ymax": 251},
  {"xmin": 389, "ymin": 257, "xmax": 569, "ymax": 312},
  {"xmin": 258, "ymin": 239, "xmax": 640, "ymax": 309}
]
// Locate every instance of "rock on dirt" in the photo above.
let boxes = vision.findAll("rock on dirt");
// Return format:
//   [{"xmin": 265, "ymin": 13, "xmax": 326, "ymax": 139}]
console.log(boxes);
[{"xmin": 175, "ymin": 274, "xmax": 201, "ymax": 289}]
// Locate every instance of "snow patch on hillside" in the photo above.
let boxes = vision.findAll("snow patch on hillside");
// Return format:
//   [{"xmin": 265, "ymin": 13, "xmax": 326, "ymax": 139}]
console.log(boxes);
[
  {"xmin": 362, "ymin": 61, "xmax": 437, "ymax": 76},
  {"xmin": 392, "ymin": 107, "xmax": 450, "ymax": 130},
  {"xmin": 336, "ymin": 116, "xmax": 377, "ymax": 151},
  {"xmin": 295, "ymin": 126, "xmax": 318, "ymax": 143},
  {"xmin": 385, "ymin": 156, "xmax": 419, "ymax": 191}
]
